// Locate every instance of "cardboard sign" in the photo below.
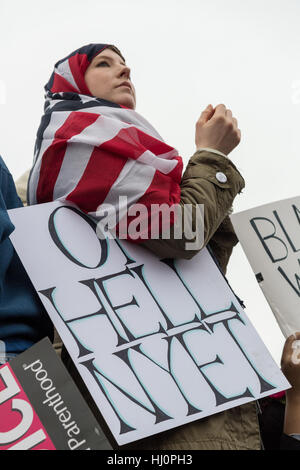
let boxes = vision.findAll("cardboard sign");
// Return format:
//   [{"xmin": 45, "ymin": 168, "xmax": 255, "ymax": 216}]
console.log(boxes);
[
  {"xmin": 0, "ymin": 338, "xmax": 112, "ymax": 450},
  {"xmin": 231, "ymin": 196, "xmax": 300, "ymax": 338},
  {"xmin": 9, "ymin": 201, "xmax": 289, "ymax": 445}
]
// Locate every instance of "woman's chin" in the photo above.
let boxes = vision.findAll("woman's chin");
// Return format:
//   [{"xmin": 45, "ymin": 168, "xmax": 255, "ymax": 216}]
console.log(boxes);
[
  {"xmin": 118, "ymin": 98, "xmax": 136, "ymax": 109},
  {"xmin": 113, "ymin": 91, "xmax": 136, "ymax": 109}
]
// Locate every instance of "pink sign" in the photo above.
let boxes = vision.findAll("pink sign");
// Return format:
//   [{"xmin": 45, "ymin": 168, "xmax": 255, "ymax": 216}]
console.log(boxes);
[{"xmin": 0, "ymin": 363, "xmax": 56, "ymax": 450}]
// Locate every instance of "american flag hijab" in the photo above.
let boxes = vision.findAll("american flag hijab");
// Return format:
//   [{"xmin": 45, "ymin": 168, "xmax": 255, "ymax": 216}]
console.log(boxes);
[{"xmin": 28, "ymin": 43, "xmax": 183, "ymax": 240}]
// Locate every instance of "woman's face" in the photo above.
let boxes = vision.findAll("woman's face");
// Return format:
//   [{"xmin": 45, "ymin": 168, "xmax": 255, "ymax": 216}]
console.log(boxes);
[{"xmin": 84, "ymin": 48, "xmax": 136, "ymax": 109}]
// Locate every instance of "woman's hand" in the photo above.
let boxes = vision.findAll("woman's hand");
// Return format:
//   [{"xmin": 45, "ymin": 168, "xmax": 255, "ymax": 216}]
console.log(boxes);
[{"xmin": 195, "ymin": 104, "xmax": 241, "ymax": 156}]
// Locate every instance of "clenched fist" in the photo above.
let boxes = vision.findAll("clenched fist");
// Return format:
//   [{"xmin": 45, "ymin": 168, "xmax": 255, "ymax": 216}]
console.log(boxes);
[{"xmin": 195, "ymin": 104, "xmax": 241, "ymax": 156}]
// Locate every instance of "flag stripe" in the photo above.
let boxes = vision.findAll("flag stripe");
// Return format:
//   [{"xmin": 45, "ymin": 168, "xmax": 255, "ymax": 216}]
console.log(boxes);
[
  {"xmin": 56, "ymin": 59, "xmax": 81, "ymax": 93},
  {"xmin": 66, "ymin": 146, "xmax": 128, "ymax": 212},
  {"xmin": 28, "ymin": 111, "xmax": 70, "ymax": 204},
  {"xmin": 36, "ymin": 112, "xmax": 99, "ymax": 203}
]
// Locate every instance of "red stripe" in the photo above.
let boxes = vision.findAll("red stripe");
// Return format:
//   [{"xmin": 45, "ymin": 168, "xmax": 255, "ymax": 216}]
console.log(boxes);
[
  {"xmin": 98, "ymin": 127, "xmax": 174, "ymax": 161},
  {"xmin": 100, "ymin": 127, "xmax": 146, "ymax": 160},
  {"xmin": 134, "ymin": 128, "xmax": 175, "ymax": 156},
  {"xmin": 139, "ymin": 163, "xmax": 182, "ymax": 207},
  {"xmin": 167, "ymin": 156, "xmax": 183, "ymax": 183},
  {"xmin": 66, "ymin": 146, "xmax": 127, "ymax": 213},
  {"xmin": 51, "ymin": 73, "xmax": 79, "ymax": 94},
  {"xmin": 68, "ymin": 54, "xmax": 91, "ymax": 95},
  {"xmin": 36, "ymin": 112, "xmax": 99, "ymax": 203}
]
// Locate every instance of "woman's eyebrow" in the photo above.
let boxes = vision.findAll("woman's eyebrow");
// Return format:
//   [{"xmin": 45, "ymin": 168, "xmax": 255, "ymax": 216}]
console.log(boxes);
[{"xmin": 95, "ymin": 55, "xmax": 126, "ymax": 66}]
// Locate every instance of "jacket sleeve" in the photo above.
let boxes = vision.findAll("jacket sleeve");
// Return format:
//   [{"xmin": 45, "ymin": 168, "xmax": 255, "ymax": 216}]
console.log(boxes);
[{"xmin": 141, "ymin": 150, "xmax": 245, "ymax": 273}]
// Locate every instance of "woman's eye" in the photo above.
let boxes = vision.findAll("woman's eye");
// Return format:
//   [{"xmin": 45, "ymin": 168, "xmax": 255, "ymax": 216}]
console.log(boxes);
[{"xmin": 96, "ymin": 61, "xmax": 109, "ymax": 67}]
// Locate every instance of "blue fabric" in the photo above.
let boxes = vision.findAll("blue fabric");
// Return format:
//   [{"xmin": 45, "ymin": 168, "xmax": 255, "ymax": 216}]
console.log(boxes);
[{"xmin": 0, "ymin": 156, "xmax": 53, "ymax": 355}]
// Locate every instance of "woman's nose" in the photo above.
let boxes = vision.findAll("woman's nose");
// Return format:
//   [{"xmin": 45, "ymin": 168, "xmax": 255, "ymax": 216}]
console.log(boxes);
[{"xmin": 119, "ymin": 64, "xmax": 131, "ymax": 80}]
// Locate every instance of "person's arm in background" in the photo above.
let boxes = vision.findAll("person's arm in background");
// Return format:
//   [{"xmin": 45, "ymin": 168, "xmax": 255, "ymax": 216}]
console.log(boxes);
[
  {"xmin": 142, "ymin": 104, "xmax": 244, "ymax": 273},
  {"xmin": 280, "ymin": 332, "xmax": 300, "ymax": 449}
]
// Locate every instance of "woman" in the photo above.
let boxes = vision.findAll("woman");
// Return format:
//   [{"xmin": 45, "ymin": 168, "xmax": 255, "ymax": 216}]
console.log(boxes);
[
  {"xmin": 28, "ymin": 43, "xmax": 244, "ymax": 271},
  {"xmin": 0, "ymin": 156, "xmax": 53, "ymax": 363},
  {"xmin": 27, "ymin": 43, "xmax": 259, "ymax": 450}
]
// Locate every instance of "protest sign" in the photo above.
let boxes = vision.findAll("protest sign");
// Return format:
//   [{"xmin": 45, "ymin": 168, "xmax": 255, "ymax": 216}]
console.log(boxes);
[
  {"xmin": 231, "ymin": 196, "xmax": 300, "ymax": 338},
  {"xmin": 0, "ymin": 337, "xmax": 112, "ymax": 450},
  {"xmin": 8, "ymin": 201, "xmax": 289, "ymax": 446}
]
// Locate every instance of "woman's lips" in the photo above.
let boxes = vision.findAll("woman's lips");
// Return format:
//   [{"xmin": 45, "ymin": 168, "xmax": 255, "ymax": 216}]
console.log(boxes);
[{"xmin": 117, "ymin": 82, "xmax": 132, "ymax": 90}]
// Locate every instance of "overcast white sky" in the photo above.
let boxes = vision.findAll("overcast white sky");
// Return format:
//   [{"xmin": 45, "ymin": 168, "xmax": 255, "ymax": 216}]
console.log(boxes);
[{"xmin": 1, "ymin": 0, "xmax": 300, "ymax": 363}]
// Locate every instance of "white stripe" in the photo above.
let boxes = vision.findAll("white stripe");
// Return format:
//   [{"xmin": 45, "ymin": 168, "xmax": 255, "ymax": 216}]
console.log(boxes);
[
  {"xmin": 73, "ymin": 104, "xmax": 164, "ymax": 140},
  {"xmin": 137, "ymin": 150, "xmax": 179, "ymax": 174},
  {"xmin": 69, "ymin": 114, "xmax": 129, "ymax": 146},
  {"xmin": 158, "ymin": 149, "xmax": 180, "ymax": 160},
  {"xmin": 53, "ymin": 142, "xmax": 94, "ymax": 200},
  {"xmin": 56, "ymin": 59, "xmax": 80, "ymax": 92},
  {"xmin": 28, "ymin": 111, "xmax": 71, "ymax": 204},
  {"xmin": 80, "ymin": 95, "xmax": 98, "ymax": 104}
]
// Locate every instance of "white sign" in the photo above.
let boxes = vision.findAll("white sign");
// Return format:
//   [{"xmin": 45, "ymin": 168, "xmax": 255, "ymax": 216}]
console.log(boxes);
[
  {"xmin": 231, "ymin": 196, "xmax": 300, "ymax": 338},
  {"xmin": 9, "ymin": 201, "xmax": 289, "ymax": 445}
]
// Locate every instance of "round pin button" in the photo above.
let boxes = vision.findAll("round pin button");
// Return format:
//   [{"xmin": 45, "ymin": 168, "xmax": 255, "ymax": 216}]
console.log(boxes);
[{"xmin": 216, "ymin": 172, "xmax": 227, "ymax": 183}]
